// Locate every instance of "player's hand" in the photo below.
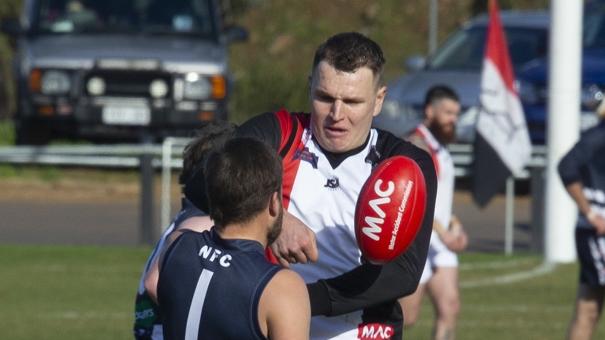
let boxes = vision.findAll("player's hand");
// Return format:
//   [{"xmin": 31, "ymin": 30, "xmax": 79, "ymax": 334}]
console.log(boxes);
[
  {"xmin": 588, "ymin": 212, "xmax": 605, "ymax": 235},
  {"xmin": 270, "ymin": 211, "xmax": 318, "ymax": 267},
  {"xmin": 442, "ymin": 222, "xmax": 468, "ymax": 252}
]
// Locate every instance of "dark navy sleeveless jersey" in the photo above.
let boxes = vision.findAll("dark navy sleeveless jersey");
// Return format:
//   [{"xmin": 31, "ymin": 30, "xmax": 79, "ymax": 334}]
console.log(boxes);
[{"xmin": 158, "ymin": 228, "xmax": 281, "ymax": 340}]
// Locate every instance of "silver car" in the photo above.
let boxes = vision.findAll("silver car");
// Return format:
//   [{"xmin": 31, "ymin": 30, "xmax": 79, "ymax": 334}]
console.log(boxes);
[
  {"xmin": 2, "ymin": 0, "xmax": 247, "ymax": 144},
  {"xmin": 375, "ymin": 8, "xmax": 602, "ymax": 145}
]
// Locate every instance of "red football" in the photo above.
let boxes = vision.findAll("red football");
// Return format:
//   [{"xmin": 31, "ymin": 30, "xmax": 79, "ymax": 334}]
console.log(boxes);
[{"xmin": 355, "ymin": 156, "xmax": 427, "ymax": 264}]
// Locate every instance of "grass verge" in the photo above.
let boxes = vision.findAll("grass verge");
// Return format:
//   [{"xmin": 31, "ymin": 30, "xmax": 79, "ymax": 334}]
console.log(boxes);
[{"xmin": 0, "ymin": 246, "xmax": 602, "ymax": 339}]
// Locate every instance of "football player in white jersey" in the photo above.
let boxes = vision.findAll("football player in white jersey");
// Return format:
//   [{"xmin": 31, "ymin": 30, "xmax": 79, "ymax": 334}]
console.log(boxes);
[
  {"xmin": 399, "ymin": 85, "xmax": 468, "ymax": 340},
  {"xmin": 234, "ymin": 32, "xmax": 438, "ymax": 339},
  {"xmin": 145, "ymin": 32, "xmax": 438, "ymax": 340}
]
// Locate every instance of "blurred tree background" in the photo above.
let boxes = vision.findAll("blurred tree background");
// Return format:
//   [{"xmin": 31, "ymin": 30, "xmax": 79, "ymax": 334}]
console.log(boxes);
[
  {"xmin": 0, "ymin": 0, "xmax": 21, "ymax": 120},
  {"xmin": 0, "ymin": 0, "xmax": 549, "ymax": 127}
]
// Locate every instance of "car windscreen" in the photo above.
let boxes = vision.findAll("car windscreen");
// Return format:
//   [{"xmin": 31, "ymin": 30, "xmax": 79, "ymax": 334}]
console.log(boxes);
[
  {"xmin": 428, "ymin": 26, "xmax": 548, "ymax": 71},
  {"xmin": 33, "ymin": 0, "xmax": 217, "ymax": 38}
]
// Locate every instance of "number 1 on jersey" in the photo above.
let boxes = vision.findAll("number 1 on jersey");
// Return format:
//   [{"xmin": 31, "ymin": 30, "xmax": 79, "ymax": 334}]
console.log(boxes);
[{"xmin": 185, "ymin": 269, "xmax": 214, "ymax": 340}]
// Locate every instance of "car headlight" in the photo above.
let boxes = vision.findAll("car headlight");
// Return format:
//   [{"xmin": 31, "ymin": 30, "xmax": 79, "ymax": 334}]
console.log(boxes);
[
  {"xmin": 40, "ymin": 70, "xmax": 71, "ymax": 95},
  {"xmin": 87, "ymin": 77, "xmax": 106, "ymax": 96},
  {"xmin": 183, "ymin": 73, "xmax": 211, "ymax": 100},
  {"xmin": 580, "ymin": 84, "xmax": 604, "ymax": 110},
  {"xmin": 150, "ymin": 79, "xmax": 169, "ymax": 98}
]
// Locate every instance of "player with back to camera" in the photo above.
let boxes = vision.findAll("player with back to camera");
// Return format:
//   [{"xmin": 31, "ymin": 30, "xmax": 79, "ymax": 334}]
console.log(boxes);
[
  {"xmin": 559, "ymin": 100, "xmax": 605, "ymax": 340},
  {"xmin": 133, "ymin": 122, "xmax": 234, "ymax": 340},
  {"xmin": 145, "ymin": 32, "xmax": 437, "ymax": 340},
  {"xmin": 157, "ymin": 137, "xmax": 310, "ymax": 340},
  {"xmin": 399, "ymin": 85, "xmax": 468, "ymax": 340}
]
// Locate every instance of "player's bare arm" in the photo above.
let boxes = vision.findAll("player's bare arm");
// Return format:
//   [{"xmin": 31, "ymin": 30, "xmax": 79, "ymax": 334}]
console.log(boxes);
[
  {"xmin": 435, "ymin": 217, "xmax": 468, "ymax": 252},
  {"xmin": 258, "ymin": 269, "xmax": 311, "ymax": 340},
  {"xmin": 144, "ymin": 216, "xmax": 213, "ymax": 303},
  {"xmin": 270, "ymin": 211, "xmax": 318, "ymax": 267},
  {"xmin": 566, "ymin": 181, "xmax": 605, "ymax": 234}
]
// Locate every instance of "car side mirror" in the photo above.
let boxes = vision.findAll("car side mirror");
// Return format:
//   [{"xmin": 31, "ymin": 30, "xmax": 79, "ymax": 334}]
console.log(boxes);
[
  {"xmin": 405, "ymin": 55, "xmax": 426, "ymax": 72},
  {"xmin": 223, "ymin": 25, "xmax": 248, "ymax": 44},
  {"xmin": 1, "ymin": 17, "xmax": 23, "ymax": 36}
]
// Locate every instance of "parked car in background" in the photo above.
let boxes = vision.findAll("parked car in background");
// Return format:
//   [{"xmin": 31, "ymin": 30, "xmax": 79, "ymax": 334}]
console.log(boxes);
[
  {"xmin": 376, "ymin": 3, "xmax": 604, "ymax": 145},
  {"xmin": 1, "ymin": 0, "xmax": 247, "ymax": 144}
]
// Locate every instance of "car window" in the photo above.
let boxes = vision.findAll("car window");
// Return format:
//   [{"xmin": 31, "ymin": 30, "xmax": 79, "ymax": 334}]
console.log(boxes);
[
  {"xmin": 584, "ymin": 2, "xmax": 605, "ymax": 48},
  {"xmin": 35, "ymin": 0, "xmax": 216, "ymax": 38},
  {"xmin": 429, "ymin": 26, "xmax": 547, "ymax": 71}
]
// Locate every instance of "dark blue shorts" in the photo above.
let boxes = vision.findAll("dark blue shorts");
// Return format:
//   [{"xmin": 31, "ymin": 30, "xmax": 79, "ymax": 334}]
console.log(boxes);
[{"xmin": 576, "ymin": 228, "xmax": 605, "ymax": 287}]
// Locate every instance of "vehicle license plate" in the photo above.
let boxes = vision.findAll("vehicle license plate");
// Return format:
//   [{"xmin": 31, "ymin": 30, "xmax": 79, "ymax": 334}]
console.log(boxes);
[{"xmin": 102, "ymin": 106, "xmax": 151, "ymax": 125}]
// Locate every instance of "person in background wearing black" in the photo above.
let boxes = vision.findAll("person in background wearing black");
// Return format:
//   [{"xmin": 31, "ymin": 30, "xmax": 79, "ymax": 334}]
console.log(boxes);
[{"xmin": 559, "ymin": 101, "xmax": 605, "ymax": 340}]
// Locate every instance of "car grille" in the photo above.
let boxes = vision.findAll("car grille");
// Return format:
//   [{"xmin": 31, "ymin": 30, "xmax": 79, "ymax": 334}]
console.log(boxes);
[{"xmin": 84, "ymin": 70, "xmax": 172, "ymax": 98}]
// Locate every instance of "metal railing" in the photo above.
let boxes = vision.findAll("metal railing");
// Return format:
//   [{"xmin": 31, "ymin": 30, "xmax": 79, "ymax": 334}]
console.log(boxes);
[{"xmin": 0, "ymin": 141, "xmax": 548, "ymax": 250}]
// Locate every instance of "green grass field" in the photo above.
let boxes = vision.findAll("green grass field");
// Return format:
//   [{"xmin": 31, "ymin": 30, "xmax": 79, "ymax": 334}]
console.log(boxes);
[{"xmin": 0, "ymin": 246, "xmax": 603, "ymax": 340}]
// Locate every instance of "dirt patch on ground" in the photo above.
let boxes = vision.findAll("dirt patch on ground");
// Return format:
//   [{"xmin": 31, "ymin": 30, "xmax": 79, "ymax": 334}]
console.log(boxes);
[{"xmin": 0, "ymin": 176, "xmax": 181, "ymax": 203}]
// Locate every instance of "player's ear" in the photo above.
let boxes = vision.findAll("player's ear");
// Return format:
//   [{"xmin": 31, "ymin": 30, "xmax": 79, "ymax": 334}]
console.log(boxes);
[
  {"xmin": 424, "ymin": 103, "xmax": 435, "ymax": 122},
  {"xmin": 268, "ymin": 191, "xmax": 281, "ymax": 218},
  {"xmin": 373, "ymin": 85, "xmax": 387, "ymax": 117}
]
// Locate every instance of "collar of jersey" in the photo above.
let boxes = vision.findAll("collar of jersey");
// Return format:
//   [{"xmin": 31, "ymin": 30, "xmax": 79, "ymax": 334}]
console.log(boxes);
[{"xmin": 313, "ymin": 132, "xmax": 371, "ymax": 169}]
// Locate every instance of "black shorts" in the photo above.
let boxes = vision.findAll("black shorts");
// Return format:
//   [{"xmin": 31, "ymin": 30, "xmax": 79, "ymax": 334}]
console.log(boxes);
[{"xmin": 576, "ymin": 228, "xmax": 605, "ymax": 287}]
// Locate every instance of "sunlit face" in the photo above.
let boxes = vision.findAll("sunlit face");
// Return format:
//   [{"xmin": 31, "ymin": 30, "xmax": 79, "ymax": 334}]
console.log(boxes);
[
  {"xmin": 426, "ymin": 98, "xmax": 460, "ymax": 144},
  {"xmin": 309, "ymin": 61, "xmax": 386, "ymax": 153}
]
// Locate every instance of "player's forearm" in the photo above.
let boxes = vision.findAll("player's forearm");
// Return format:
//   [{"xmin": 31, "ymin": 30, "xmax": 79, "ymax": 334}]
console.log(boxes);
[
  {"xmin": 433, "ymin": 220, "xmax": 447, "ymax": 236},
  {"xmin": 566, "ymin": 182, "xmax": 592, "ymax": 216},
  {"xmin": 143, "ymin": 259, "xmax": 160, "ymax": 304},
  {"xmin": 306, "ymin": 212, "xmax": 432, "ymax": 317},
  {"xmin": 306, "ymin": 250, "xmax": 425, "ymax": 316}
]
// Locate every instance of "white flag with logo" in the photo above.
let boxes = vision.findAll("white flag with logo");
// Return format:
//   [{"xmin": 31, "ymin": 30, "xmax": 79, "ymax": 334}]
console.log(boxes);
[{"xmin": 473, "ymin": 0, "xmax": 532, "ymax": 207}]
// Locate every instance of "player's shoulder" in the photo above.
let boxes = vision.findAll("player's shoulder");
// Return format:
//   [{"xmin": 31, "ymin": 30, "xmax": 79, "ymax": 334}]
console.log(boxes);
[
  {"xmin": 262, "ymin": 269, "xmax": 308, "ymax": 305},
  {"xmin": 579, "ymin": 121, "xmax": 605, "ymax": 148},
  {"xmin": 375, "ymin": 128, "xmax": 431, "ymax": 160},
  {"xmin": 269, "ymin": 269, "xmax": 305, "ymax": 288},
  {"xmin": 258, "ymin": 268, "xmax": 310, "ymax": 340},
  {"xmin": 259, "ymin": 269, "xmax": 308, "ymax": 315}
]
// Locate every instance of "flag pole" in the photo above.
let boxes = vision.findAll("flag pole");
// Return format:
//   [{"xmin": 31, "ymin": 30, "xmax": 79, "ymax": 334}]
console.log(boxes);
[{"xmin": 505, "ymin": 176, "xmax": 515, "ymax": 255}]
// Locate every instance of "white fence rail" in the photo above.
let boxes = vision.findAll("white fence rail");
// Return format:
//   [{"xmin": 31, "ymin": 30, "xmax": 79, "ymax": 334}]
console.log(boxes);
[{"xmin": 0, "ymin": 141, "xmax": 548, "ymax": 250}]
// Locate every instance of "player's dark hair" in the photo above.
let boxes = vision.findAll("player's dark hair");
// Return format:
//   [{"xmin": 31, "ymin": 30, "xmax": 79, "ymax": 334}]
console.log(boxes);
[
  {"xmin": 312, "ymin": 32, "xmax": 386, "ymax": 85},
  {"xmin": 423, "ymin": 85, "xmax": 460, "ymax": 110},
  {"xmin": 204, "ymin": 137, "xmax": 282, "ymax": 228},
  {"xmin": 180, "ymin": 121, "xmax": 236, "ymax": 211}
]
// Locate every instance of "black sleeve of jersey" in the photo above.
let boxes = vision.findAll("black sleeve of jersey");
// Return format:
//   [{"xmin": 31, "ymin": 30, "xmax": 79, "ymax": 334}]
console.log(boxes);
[
  {"xmin": 307, "ymin": 131, "xmax": 438, "ymax": 317},
  {"xmin": 236, "ymin": 112, "xmax": 281, "ymax": 151},
  {"xmin": 558, "ymin": 124, "xmax": 605, "ymax": 186}
]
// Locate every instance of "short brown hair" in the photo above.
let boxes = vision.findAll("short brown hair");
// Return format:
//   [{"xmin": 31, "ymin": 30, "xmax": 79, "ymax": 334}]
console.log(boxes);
[
  {"xmin": 180, "ymin": 121, "xmax": 236, "ymax": 211},
  {"xmin": 312, "ymin": 32, "xmax": 386, "ymax": 84},
  {"xmin": 204, "ymin": 138, "xmax": 282, "ymax": 228}
]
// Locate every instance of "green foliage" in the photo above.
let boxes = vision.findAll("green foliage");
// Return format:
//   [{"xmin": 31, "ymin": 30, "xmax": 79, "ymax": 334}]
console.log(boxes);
[
  {"xmin": 227, "ymin": 0, "xmax": 549, "ymax": 122},
  {"xmin": 0, "ymin": 0, "xmax": 22, "ymax": 119},
  {"xmin": 0, "ymin": 119, "xmax": 14, "ymax": 144},
  {"xmin": 0, "ymin": 0, "xmax": 550, "ymax": 126},
  {"xmin": 0, "ymin": 164, "xmax": 63, "ymax": 181}
]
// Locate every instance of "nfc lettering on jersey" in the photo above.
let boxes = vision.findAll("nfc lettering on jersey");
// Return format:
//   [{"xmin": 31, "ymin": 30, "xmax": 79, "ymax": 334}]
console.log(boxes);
[
  {"xmin": 362, "ymin": 179, "xmax": 395, "ymax": 241},
  {"xmin": 198, "ymin": 245, "xmax": 232, "ymax": 267},
  {"xmin": 357, "ymin": 323, "xmax": 394, "ymax": 340}
]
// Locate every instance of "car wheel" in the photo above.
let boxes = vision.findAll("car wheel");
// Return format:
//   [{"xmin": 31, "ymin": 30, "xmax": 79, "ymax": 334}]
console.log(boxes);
[{"xmin": 15, "ymin": 119, "xmax": 52, "ymax": 145}]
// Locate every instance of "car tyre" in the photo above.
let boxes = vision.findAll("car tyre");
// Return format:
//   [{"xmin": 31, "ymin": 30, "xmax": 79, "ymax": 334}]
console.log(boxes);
[{"xmin": 15, "ymin": 119, "xmax": 52, "ymax": 145}]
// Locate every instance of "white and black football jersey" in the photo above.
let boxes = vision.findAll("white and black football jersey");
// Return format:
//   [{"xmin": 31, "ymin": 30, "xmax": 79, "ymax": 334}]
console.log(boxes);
[{"xmin": 237, "ymin": 110, "xmax": 438, "ymax": 339}]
